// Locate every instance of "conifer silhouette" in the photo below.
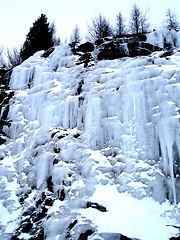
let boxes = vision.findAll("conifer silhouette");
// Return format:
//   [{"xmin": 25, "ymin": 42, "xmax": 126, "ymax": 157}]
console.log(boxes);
[{"xmin": 20, "ymin": 14, "xmax": 54, "ymax": 61}]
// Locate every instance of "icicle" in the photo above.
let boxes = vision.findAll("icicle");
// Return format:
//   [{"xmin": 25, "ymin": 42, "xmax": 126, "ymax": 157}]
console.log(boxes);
[
  {"xmin": 167, "ymin": 144, "xmax": 177, "ymax": 205},
  {"xmin": 85, "ymin": 95, "xmax": 104, "ymax": 149},
  {"xmin": 158, "ymin": 118, "xmax": 177, "ymax": 205}
]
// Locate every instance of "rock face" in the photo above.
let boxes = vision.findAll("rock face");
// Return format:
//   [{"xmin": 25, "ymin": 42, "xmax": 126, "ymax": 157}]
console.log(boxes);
[
  {"xmin": 70, "ymin": 41, "xmax": 94, "ymax": 54},
  {"xmin": 70, "ymin": 42, "xmax": 95, "ymax": 67},
  {"xmin": 76, "ymin": 42, "xmax": 94, "ymax": 53},
  {"xmin": 0, "ymin": 71, "xmax": 14, "ymax": 145},
  {"xmin": 42, "ymin": 47, "xmax": 55, "ymax": 58},
  {"xmin": 100, "ymin": 232, "xmax": 139, "ymax": 240},
  {"xmin": 96, "ymin": 36, "xmax": 162, "ymax": 60},
  {"xmin": 76, "ymin": 52, "xmax": 93, "ymax": 67},
  {"xmin": 97, "ymin": 41, "xmax": 128, "ymax": 60},
  {"xmin": 127, "ymin": 42, "xmax": 161, "ymax": 57},
  {"xmin": 0, "ymin": 68, "xmax": 13, "ymax": 86},
  {"xmin": 0, "ymin": 68, "xmax": 7, "ymax": 82},
  {"xmin": 70, "ymin": 34, "xmax": 163, "ymax": 65},
  {"xmin": 0, "ymin": 89, "xmax": 14, "ymax": 129}
]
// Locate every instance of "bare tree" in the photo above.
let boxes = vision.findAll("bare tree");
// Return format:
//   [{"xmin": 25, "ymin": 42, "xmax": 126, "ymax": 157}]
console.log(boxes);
[
  {"xmin": 0, "ymin": 47, "xmax": 22, "ymax": 69},
  {"xmin": 0, "ymin": 47, "xmax": 5, "ymax": 68},
  {"xmin": 87, "ymin": 14, "xmax": 113, "ymax": 41},
  {"xmin": 164, "ymin": 8, "xmax": 179, "ymax": 31},
  {"xmin": 130, "ymin": 4, "xmax": 141, "ymax": 34},
  {"xmin": 70, "ymin": 25, "xmax": 82, "ymax": 43},
  {"xmin": 129, "ymin": 4, "xmax": 150, "ymax": 34},
  {"xmin": 6, "ymin": 47, "xmax": 21, "ymax": 69},
  {"xmin": 50, "ymin": 21, "xmax": 61, "ymax": 46},
  {"xmin": 140, "ymin": 8, "xmax": 150, "ymax": 33},
  {"xmin": 54, "ymin": 37, "xmax": 61, "ymax": 46},
  {"xmin": 115, "ymin": 11, "xmax": 126, "ymax": 36}
]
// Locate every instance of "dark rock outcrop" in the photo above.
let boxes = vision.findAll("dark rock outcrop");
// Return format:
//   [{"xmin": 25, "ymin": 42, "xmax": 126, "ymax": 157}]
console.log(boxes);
[
  {"xmin": 71, "ymin": 33, "xmax": 163, "ymax": 64},
  {"xmin": 42, "ymin": 47, "xmax": 55, "ymax": 58},
  {"xmin": 86, "ymin": 201, "xmax": 107, "ymax": 212},
  {"xmin": 76, "ymin": 80, "xmax": 84, "ymax": 95},
  {"xmin": 68, "ymin": 219, "xmax": 78, "ymax": 231},
  {"xmin": 127, "ymin": 42, "xmax": 158, "ymax": 57},
  {"xmin": 59, "ymin": 188, "xmax": 65, "ymax": 201},
  {"xmin": 1, "ymin": 68, "xmax": 13, "ymax": 86},
  {"xmin": 70, "ymin": 42, "xmax": 94, "ymax": 55},
  {"xmin": 97, "ymin": 41, "xmax": 127, "ymax": 60},
  {"xmin": 97, "ymin": 40, "xmax": 162, "ymax": 60},
  {"xmin": 47, "ymin": 176, "xmax": 54, "ymax": 192},
  {"xmin": 0, "ymin": 68, "xmax": 8, "ymax": 83},
  {"xmin": 20, "ymin": 218, "xmax": 33, "ymax": 233},
  {"xmin": 78, "ymin": 229, "xmax": 94, "ymax": 240},
  {"xmin": 0, "ymin": 68, "xmax": 14, "ymax": 142},
  {"xmin": 76, "ymin": 53, "xmax": 93, "ymax": 67},
  {"xmin": 0, "ymin": 134, "xmax": 6, "ymax": 145},
  {"xmin": 99, "ymin": 232, "xmax": 140, "ymax": 240},
  {"xmin": 159, "ymin": 50, "xmax": 174, "ymax": 58},
  {"xmin": 170, "ymin": 236, "xmax": 180, "ymax": 240},
  {"xmin": 70, "ymin": 42, "xmax": 94, "ymax": 67},
  {"xmin": 77, "ymin": 42, "xmax": 94, "ymax": 53},
  {"xmin": 12, "ymin": 192, "xmax": 54, "ymax": 240},
  {"xmin": 0, "ymin": 83, "xmax": 14, "ymax": 144}
]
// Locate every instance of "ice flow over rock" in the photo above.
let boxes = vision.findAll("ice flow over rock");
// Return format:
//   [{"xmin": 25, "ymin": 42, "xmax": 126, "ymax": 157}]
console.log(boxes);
[{"xmin": 1, "ymin": 33, "xmax": 180, "ymax": 239}]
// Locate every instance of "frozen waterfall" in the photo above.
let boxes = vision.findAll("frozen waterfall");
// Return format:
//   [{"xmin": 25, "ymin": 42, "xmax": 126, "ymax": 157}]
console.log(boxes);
[
  {"xmin": 7, "ymin": 45, "xmax": 180, "ymax": 204},
  {"xmin": 1, "ymin": 34, "xmax": 180, "ymax": 239}
]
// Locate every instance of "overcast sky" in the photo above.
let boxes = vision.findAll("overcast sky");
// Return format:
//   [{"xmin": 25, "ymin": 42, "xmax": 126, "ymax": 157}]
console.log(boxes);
[{"xmin": 0, "ymin": 0, "xmax": 180, "ymax": 49}]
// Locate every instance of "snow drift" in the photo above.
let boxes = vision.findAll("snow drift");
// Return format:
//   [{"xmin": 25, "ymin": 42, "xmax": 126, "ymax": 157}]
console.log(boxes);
[{"xmin": 0, "ymin": 29, "xmax": 180, "ymax": 240}]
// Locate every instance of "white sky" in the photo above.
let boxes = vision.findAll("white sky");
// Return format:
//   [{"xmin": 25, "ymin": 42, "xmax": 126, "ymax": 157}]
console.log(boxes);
[{"xmin": 0, "ymin": 0, "xmax": 180, "ymax": 49}]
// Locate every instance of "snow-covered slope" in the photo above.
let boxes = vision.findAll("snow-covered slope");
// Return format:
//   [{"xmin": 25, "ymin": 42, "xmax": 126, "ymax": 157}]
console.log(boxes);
[{"xmin": 0, "ymin": 32, "xmax": 180, "ymax": 239}]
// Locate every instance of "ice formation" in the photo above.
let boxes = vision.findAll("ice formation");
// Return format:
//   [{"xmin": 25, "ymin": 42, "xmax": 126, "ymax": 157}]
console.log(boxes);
[{"xmin": 0, "ymin": 30, "xmax": 180, "ymax": 239}]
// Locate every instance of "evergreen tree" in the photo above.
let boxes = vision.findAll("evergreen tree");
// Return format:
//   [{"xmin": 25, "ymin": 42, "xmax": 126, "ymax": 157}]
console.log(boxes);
[{"xmin": 20, "ymin": 14, "xmax": 54, "ymax": 61}]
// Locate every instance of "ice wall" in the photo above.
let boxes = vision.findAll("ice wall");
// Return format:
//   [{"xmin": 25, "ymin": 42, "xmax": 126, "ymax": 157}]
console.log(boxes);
[
  {"xmin": 147, "ymin": 28, "xmax": 180, "ymax": 49},
  {"xmin": 6, "ymin": 43, "xmax": 180, "ymax": 206}
]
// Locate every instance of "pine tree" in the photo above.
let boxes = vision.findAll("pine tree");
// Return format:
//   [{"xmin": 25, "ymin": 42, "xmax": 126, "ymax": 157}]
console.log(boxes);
[{"xmin": 20, "ymin": 14, "xmax": 54, "ymax": 61}]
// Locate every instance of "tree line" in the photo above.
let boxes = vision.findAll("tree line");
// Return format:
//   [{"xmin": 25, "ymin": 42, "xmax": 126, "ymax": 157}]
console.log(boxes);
[{"xmin": 0, "ymin": 4, "xmax": 179, "ymax": 70}]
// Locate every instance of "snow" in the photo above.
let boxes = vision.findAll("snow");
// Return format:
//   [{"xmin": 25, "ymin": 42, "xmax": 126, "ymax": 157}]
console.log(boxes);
[
  {"xmin": 0, "ymin": 155, "xmax": 22, "ymax": 238},
  {"xmin": 146, "ymin": 28, "xmax": 180, "ymax": 49},
  {"xmin": 80, "ymin": 184, "xmax": 178, "ymax": 240},
  {"xmin": 0, "ymin": 29, "xmax": 180, "ymax": 239}
]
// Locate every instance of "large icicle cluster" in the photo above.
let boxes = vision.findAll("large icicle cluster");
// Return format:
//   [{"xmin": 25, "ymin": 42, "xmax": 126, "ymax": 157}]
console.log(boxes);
[{"xmin": 0, "ymin": 31, "xmax": 180, "ymax": 239}]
